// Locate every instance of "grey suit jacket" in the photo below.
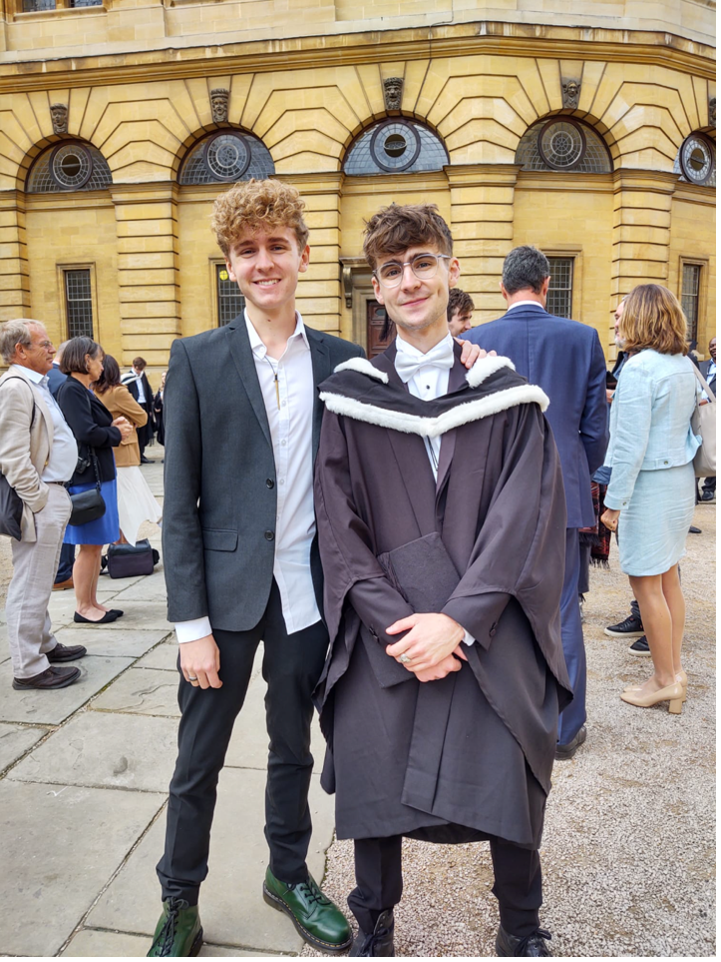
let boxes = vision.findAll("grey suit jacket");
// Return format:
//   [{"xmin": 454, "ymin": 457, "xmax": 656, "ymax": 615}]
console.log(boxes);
[{"xmin": 161, "ymin": 316, "xmax": 363, "ymax": 631}]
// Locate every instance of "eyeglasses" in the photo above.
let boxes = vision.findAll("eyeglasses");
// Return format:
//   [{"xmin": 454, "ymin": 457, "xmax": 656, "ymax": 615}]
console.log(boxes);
[{"xmin": 374, "ymin": 253, "xmax": 452, "ymax": 288}]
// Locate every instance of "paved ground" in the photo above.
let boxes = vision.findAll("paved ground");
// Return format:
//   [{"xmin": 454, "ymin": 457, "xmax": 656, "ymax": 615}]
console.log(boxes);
[{"xmin": 0, "ymin": 453, "xmax": 715, "ymax": 957}]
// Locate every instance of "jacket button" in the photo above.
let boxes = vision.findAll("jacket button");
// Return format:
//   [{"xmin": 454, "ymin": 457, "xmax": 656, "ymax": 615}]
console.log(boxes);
[
  {"xmin": 266, "ymin": 479, "xmax": 274, "ymax": 488},
  {"xmin": 264, "ymin": 530, "xmax": 275, "ymax": 541},
  {"xmin": 489, "ymin": 622, "xmax": 497, "ymax": 638}
]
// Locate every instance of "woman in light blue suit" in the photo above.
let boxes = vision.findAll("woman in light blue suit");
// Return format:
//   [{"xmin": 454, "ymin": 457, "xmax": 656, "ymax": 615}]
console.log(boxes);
[{"xmin": 601, "ymin": 285, "xmax": 700, "ymax": 714}]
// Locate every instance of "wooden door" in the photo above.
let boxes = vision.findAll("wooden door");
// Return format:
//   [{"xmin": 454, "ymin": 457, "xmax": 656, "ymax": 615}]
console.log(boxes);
[{"xmin": 366, "ymin": 300, "xmax": 396, "ymax": 357}]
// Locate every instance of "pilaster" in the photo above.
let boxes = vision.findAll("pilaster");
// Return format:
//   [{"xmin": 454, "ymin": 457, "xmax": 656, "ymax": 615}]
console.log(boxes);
[{"xmin": 0, "ymin": 191, "xmax": 31, "ymax": 320}]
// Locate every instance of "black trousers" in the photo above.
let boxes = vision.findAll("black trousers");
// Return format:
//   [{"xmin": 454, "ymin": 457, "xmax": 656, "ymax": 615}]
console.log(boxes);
[
  {"xmin": 350, "ymin": 835, "xmax": 543, "ymax": 939},
  {"xmin": 157, "ymin": 580, "xmax": 329, "ymax": 903}
]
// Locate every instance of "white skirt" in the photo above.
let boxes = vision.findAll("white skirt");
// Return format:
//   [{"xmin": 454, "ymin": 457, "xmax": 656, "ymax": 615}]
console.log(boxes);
[{"xmin": 115, "ymin": 465, "xmax": 162, "ymax": 546}]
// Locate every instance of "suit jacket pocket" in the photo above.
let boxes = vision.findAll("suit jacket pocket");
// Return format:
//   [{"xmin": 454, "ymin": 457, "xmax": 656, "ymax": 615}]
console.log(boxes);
[{"xmin": 202, "ymin": 527, "xmax": 238, "ymax": 551}]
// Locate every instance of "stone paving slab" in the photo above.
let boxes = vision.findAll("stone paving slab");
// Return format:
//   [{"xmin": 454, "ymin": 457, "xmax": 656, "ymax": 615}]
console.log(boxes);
[
  {"xmin": 110, "ymin": 571, "xmax": 171, "ymax": 602},
  {"xmin": 134, "ymin": 637, "xmax": 177, "ymax": 671},
  {"xmin": 87, "ymin": 767, "xmax": 336, "ymax": 955},
  {"xmin": 8, "ymin": 710, "xmax": 179, "ymax": 791},
  {"xmin": 0, "ymin": 655, "xmax": 135, "ymax": 726},
  {"xmin": 92, "ymin": 667, "xmax": 181, "ymax": 717},
  {"xmin": 55, "ymin": 626, "xmax": 171, "ymax": 659},
  {"xmin": 61, "ymin": 929, "xmax": 283, "ymax": 957},
  {"xmin": 0, "ymin": 780, "xmax": 164, "ymax": 958},
  {"xmin": 0, "ymin": 722, "xmax": 47, "ymax": 772}
]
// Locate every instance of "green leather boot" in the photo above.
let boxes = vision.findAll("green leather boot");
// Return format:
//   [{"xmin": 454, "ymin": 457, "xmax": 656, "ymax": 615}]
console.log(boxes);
[
  {"xmin": 147, "ymin": 898, "xmax": 203, "ymax": 957},
  {"xmin": 262, "ymin": 867, "xmax": 352, "ymax": 953}
]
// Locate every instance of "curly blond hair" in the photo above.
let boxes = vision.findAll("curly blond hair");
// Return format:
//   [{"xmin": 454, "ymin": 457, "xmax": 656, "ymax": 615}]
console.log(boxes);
[{"xmin": 211, "ymin": 179, "xmax": 309, "ymax": 256}]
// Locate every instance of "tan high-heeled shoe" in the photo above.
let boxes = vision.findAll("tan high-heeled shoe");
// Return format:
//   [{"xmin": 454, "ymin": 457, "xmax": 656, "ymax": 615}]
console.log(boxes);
[
  {"xmin": 624, "ymin": 671, "xmax": 687, "ymax": 702},
  {"xmin": 620, "ymin": 681, "xmax": 684, "ymax": 714}
]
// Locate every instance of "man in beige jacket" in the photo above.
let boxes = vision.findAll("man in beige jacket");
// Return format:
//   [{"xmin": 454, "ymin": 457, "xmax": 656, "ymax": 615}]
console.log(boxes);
[{"xmin": 0, "ymin": 319, "xmax": 87, "ymax": 690}]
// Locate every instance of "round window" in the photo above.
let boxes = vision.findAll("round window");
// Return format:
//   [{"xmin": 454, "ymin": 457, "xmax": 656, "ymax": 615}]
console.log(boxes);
[
  {"xmin": 679, "ymin": 134, "xmax": 715, "ymax": 185},
  {"xmin": 203, "ymin": 132, "xmax": 251, "ymax": 182},
  {"xmin": 50, "ymin": 143, "xmax": 93, "ymax": 189},
  {"xmin": 370, "ymin": 121, "xmax": 421, "ymax": 172},
  {"xmin": 537, "ymin": 119, "xmax": 587, "ymax": 171}
]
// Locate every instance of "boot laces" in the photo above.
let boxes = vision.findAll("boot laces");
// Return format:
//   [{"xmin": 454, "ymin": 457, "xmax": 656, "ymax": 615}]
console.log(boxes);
[
  {"xmin": 516, "ymin": 928, "xmax": 552, "ymax": 955},
  {"xmin": 290, "ymin": 878, "xmax": 331, "ymax": 907},
  {"xmin": 158, "ymin": 898, "xmax": 188, "ymax": 955}
]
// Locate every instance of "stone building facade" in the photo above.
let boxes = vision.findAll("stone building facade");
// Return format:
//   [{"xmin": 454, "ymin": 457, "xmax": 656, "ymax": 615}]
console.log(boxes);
[{"xmin": 0, "ymin": 1, "xmax": 715, "ymax": 370}]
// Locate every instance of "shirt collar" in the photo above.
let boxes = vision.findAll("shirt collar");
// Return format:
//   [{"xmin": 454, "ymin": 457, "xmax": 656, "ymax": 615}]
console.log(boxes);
[
  {"xmin": 507, "ymin": 300, "xmax": 546, "ymax": 312},
  {"xmin": 10, "ymin": 363, "xmax": 47, "ymax": 387},
  {"xmin": 395, "ymin": 331, "xmax": 454, "ymax": 362},
  {"xmin": 244, "ymin": 310, "xmax": 309, "ymax": 360}
]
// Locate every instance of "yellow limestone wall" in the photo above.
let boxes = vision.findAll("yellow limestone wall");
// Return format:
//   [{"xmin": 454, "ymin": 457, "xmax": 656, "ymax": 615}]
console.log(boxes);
[{"xmin": 0, "ymin": 23, "xmax": 715, "ymax": 366}]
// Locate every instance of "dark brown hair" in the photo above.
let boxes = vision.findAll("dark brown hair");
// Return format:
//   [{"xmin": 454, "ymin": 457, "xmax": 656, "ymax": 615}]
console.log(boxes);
[
  {"xmin": 94, "ymin": 354, "xmax": 121, "ymax": 394},
  {"xmin": 60, "ymin": 336, "xmax": 102, "ymax": 374},
  {"xmin": 619, "ymin": 284, "xmax": 689, "ymax": 356},
  {"xmin": 447, "ymin": 288, "xmax": 475, "ymax": 323},
  {"xmin": 132, "ymin": 356, "xmax": 147, "ymax": 370},
  {"xmin": 363, "ymin": 203, "xmax": 453, "ymax": 270}
]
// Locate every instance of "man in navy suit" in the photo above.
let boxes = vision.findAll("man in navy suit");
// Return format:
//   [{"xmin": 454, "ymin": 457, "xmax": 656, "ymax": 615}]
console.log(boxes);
[
  {"xmin": 462, "ymin": 246, "xmax": 608, "ymax": 759},
  {"xmin": 699, "ymin": 336, "xmax": 716, "ymax": 501}
]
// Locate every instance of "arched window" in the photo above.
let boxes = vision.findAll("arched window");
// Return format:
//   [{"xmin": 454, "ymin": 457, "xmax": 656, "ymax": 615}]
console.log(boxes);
[
  {"xmin": 27, "ymin": 142, "xmax": 112, "ymax": 192},
  {"xmin": 343, "ymin": 119, "xmax": 448, "ymax": 176},
  {"xmin": 516, "ymin": 118, "xmax": 612, "ymax": 173},
  {"xmin": 179, "ymin": 131, "xmax": 274, "ymax": 184},
  {"xmin": 674, "ymin": 132, "xmax": 715, "ymax": 187}
]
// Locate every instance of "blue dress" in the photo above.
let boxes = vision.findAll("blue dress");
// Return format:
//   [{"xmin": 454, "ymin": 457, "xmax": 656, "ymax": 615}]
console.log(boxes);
[
  {"xmin": 64, "ymin": 477, "xmax": 120, "ymax": 546},
  {"xmin": 604, "ymin": 350, "xmax": 700, "ymax": 576}
]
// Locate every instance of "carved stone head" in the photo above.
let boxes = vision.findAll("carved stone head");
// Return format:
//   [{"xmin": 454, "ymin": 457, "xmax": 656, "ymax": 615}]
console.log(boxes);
[
  {"xmin": 210, "ymin": 88, "xmax": 230, "ymax": 125},
  {"xmin": 710, "ymin": 97, "xmax": 716, "ymax": 127},
  {"xmin": 561, "ymin": 80, "xmax": 581, "ymax": 109},
  {"xmin": 50, "ymin": 103, "xmax": 68, "ymax": 135},
  {"xmin": 383, "ymin": 77, "xmax": 404, "ymax": 112}
]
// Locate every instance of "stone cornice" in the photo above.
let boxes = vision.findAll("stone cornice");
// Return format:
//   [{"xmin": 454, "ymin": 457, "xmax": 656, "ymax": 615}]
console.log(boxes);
[{"xmin": 0, "ymin": 21, "xmax": 715, "ymax": 94}]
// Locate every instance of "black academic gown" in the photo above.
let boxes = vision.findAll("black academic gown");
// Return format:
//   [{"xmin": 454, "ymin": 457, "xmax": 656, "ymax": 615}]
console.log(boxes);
[{"xmin": 313, "ymin": 344, "xmax": 572, "ymax": 850}]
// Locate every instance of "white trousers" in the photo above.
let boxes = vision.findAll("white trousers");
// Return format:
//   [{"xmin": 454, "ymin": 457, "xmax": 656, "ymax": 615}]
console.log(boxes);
[{"xmin": 5, "ymin": 484, "xmax": 72, "ymax": 679}]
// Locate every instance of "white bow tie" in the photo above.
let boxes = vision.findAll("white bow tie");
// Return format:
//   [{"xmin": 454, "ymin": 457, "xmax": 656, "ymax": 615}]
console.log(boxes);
[{"xmin": 395, "ymin": 338, "xmax": 455, "ymax": 384}]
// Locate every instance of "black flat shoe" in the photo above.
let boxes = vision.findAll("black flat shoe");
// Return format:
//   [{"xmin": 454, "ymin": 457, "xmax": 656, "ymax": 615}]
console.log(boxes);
[
  {"xmin": 496, "ymin": 926, "xmax": 552, "ymax": 957},
  {"xmin": 108, "ymin": 609, "xmax": 124, "ymax": 618},
  {"xmin": 74, "ymin": 611, "xmax": 120, "ymax": 624}
]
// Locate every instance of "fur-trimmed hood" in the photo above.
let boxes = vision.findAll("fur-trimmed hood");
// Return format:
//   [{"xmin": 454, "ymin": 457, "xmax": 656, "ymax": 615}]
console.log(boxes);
[{"xmin": 319, "ymin": 347, "xmax": 550, "ymax": 439}]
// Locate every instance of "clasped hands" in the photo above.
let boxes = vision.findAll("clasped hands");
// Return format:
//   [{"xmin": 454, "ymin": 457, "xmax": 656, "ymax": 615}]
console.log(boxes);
[{"xmin": 386, "ymin": 612, "xmax": 468, "ymax": 682}]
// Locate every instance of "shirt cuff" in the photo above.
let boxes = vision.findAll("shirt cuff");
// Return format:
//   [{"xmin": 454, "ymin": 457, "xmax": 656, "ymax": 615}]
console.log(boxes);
[
  {"xmin": 461, "ymin": 629, "xmax": 475, "ymax": 646},
  {"xmin": 175, "ymin": 617, "xmax": 212, "ymax": 644}
]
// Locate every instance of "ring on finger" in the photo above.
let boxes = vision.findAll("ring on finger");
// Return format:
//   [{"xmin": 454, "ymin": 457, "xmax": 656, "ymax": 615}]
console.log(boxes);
[
  {"xmin": 399, "ymin": 653, "xmax": 411, "ymax": 665},
  {"xmin": 188, "ymin": 675, "xmax": 199, "ymax": 681}
]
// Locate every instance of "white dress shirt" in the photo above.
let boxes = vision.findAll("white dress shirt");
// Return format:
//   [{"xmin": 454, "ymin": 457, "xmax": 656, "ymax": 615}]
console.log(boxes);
[
  {"xmin": 393, "ymin": 334, "xmax": 474, "ymax": 646},
  {"xmin": 12, "ymin": 365, "xmax": 78, "ymax": 482},
  {"xmin": 176, "ymin": 311, "xmax": 321, "ymax": 644},
  {"xmin": 507, "ymin": 300, "xmax": 545, "ymax": 311}
]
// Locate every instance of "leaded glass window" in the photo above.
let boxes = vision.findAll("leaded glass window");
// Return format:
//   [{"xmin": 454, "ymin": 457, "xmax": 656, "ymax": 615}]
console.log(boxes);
[
  {"xmin": 64, "ymin": 270, "xmax": 94, "ymax": 339},
  {"xmin": 344, "ymin": 119, "xmax": 448, "ymax": 176},
  {"xmin": 516, "ymin": 119, "xmax": 611, "ymax": 173},
  {"xmin": 27, "ymin": 142, "xmax": 112, "ymax": 192},
  {"xmin": 217, "ymin": 264, "xmax": 245, "ymax": 326},
  {"xmin": 180, "ymin": 132, "xmax": 274, "ymax": 185},
  {"xmin": 681, "ymin": 263, "xmax": 701, "ymax": 341},
  {"xmin": 547, "ymin": 257, "xmax": 574, "ymax": 318},
  {"xmin": 674, "ymin": 133, "xmax": 715, "ymax": 187}
]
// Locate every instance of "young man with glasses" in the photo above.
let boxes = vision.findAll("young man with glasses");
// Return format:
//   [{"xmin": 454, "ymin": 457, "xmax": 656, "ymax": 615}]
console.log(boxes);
[{"xmin": 313, "ymin": 204, "xmax": 571, "ymax": 957}]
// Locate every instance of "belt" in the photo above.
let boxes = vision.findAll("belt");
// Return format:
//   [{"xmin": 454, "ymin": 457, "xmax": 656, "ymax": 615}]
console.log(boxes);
[{"xmin": 46, "ymin": 481, "xmax": 69, "ymax": 486}]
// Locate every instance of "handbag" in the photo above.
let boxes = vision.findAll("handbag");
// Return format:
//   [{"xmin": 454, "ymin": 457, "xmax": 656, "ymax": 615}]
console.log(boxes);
[
  {"xmin": 105, "ymin": 538, "xmax": 157, "ymax": 579},
  {"xmin": 0, "ymin": 377, "xmax": 37, "ymax": 540},
  {"xmin": 68, "ymin": 448, "xmax": 106, "ymax": 526},
  {"xmin": 690, "ymin": 365, "xmax": 716, "ymax": 478}
]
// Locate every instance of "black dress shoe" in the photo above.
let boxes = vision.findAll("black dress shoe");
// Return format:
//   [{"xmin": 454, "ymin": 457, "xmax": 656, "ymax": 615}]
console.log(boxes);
[
  {"xmin": 47, "ymin": 642, "xmax": 87, "ymax": 662},
  {"xmin": 496, "ymin": 925, "xmax": 552, "ymax": 957},
  {"xmin": 689, "ymin": 525, "xmax": 701, "ymax": 534},
  {"xmin": 349, "ymin": 910, "xmax": 395, "ymax": 957},
  {"xmin": 555, "ymin": 724, "xmax": 587, "ymax": 761},
  {"xmin": 628, "ymin": 635, "xmax": 650, "ymax": 656},
  {"xmin": 12, "ymin": 666, "xmax": 80, "ymax": 690}
]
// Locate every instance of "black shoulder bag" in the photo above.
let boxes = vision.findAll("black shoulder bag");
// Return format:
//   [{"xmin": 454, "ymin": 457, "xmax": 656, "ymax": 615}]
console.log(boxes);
[
  {"xmin": 0, "ymin": 378, "xmax": 37, "ymax": 540},
  {"xmin": 67, "ymin": 389, "xmax": 107, "ymax": 526}
]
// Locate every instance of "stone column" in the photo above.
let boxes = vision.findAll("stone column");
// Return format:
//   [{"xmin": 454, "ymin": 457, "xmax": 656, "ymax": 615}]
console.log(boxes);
[
  {"xmin": 111, "ymin": 183, "xmax": 181, "ymax": 367},
  {"xmin": 611, "ymin": 169, "xmax": 677, "ymax": 305},
  {"xmin": 0, "ymin": 191, "xmax": 31, "ymax": 321},
  {"xmin": 447, "ymin": 164, "xmax": 519, "ymax": 324},
  {"xmin": 290, "ymin": 173, "xmax": 343, "ymax": 337}
]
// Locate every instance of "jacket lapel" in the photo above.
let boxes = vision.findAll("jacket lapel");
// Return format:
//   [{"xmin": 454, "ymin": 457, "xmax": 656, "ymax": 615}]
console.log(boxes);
[
  {"xmin": 226, "ymin": 318, "xmax": 272, "ymax": 450},
  {"xmin": 307, "ymin": 328, "xmax": 331, "ymax": 462}
]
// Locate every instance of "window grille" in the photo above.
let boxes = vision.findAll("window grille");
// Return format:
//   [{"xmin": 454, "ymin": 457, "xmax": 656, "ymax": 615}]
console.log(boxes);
[
  {"xmin": 681, "ymin": 263, "xmax": 701, "ymax": 342},
  {"xmin": 344, "ymin": 119, "xmax": 448, "ymax": 176},
  {"xmin": 64, "ymin": 270, "xmax": 94, "ymax": 339},
  {"xmin": 547, "ymin": 258, "xmax": 574, "ymax": 318},
  {"xmin": 516, "ymin": 119, "xmax": 611, "ymax": 173},
  {"xmin": 180, "ymin": 132, "xmax": 274, "ymax": 185},
  {"xmin": 217, "ymin": 265, "xmax": 245, "ymax": 326},
  {"xmin": 27, "ymin": 143, "xmax": 112, "ymax": 193}
]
